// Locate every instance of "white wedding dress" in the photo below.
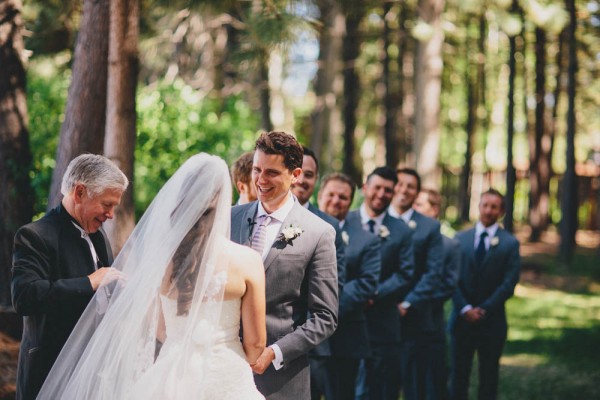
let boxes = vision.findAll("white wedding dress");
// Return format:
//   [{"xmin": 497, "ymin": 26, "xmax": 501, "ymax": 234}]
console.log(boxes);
[{"xmin": 127, "ymin": 296, "xmax": 264, "ymax": 400}]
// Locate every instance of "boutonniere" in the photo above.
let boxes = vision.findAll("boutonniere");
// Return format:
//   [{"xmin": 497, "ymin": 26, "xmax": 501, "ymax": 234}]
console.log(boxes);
[
  {"xmin": 341, "ymin": 231, "xmax": 350, "ymax": 245},
  {"xmin": 490, "ymin": 236, "xmax": 499, "ymax": 247},
  {"xmin": 408, "ymin": 220, "xmax": 417, "ymax": 229},
  {"xmin": 279, "ymin": 224, "xmax": 303, "ymax": 244},
  {"xmin": 379, "ymin": 225, "xmax": 390, "ymax": 239}
]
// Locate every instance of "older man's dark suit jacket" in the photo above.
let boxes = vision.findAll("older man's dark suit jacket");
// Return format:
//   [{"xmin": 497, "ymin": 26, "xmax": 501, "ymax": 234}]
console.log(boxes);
[{"xmin": 11, "ymin": 204, "xmax": 113, "ymax": 400}]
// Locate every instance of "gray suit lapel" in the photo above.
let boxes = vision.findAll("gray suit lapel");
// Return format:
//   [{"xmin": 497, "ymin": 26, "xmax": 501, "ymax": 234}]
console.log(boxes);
[
  {"xmin": 263, "ymin": 202, "xmax": 303, "ymax": 272},
  {"xmin": 240, "ymin": 202, "xmax": 259, "ymax": 246}
]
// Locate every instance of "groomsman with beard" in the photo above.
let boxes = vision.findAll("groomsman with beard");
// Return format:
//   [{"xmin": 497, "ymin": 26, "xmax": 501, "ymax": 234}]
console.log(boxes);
[
  {"xmin": 291, "ymin": 146, "xmax": 346, "ymax": 400},
  {"xmin": 449, "ymin": 189, "xmax": 520, "ymax": 400},
  {"xmin": 317, "ymin": 172, "xmax": 381, "ymax": 400},
  {"xmin": 348, "ymin": 166, "xmax": 414, "ymax": 400},
  {"xmin": 388, "ymin": 168, "xmax": 446, "ymax": 400}
]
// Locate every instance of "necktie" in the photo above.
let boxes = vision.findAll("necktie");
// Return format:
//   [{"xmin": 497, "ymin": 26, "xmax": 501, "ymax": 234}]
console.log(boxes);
[
  {"xmin": 251, "ymin": 215, "xmax": 272, "ymax": 258},
  {"xmin": 475, "ymin": 231, "xmax": 488, "ymax": 266},
  {"xmin": 367, "ymin": 220, "xmax": 376, "ymax": 234}
]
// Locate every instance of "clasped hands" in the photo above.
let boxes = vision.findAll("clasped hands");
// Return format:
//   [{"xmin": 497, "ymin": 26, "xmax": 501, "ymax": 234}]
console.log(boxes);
[
  {"xmin": 250, "ymin": 347, "xmax": 275, "ymax": 375},
  {"xmin": 462, "ymin": 307, "xmax": 486, "ymax": 324},
  {"xmin": 88, "ymin": 267, "xmax": 127, "ymax": 291}
]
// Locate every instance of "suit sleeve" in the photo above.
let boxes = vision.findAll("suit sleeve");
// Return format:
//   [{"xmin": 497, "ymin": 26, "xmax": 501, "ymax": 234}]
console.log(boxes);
[
  {"xmin": 376, "ymin": 229, "xmax": 414, "ymax": 300},
  {"xmin": 433, "ymin": 237, "xmax": 461, "ymax": 301},
  {"xmin": 339, "ymin": 237, "xmax": 380, "ymax": 317},
  {"xmin": 333, "ymin": 224, "xmax": 347, "ymax": 291},
  {"xmin": 404, "ymin": 224, "xmax": 444, "ymax": 305},
  {"xmin": 275, "ymin": 226, "xmax": 338, "ymax": 364},
  {"xmin": 11, "ymin": 226, "xmax": 94, "ymax": 316},
  {"xmin": 480, "ymin": 239, "xmax": 521, "ymax": 313}
]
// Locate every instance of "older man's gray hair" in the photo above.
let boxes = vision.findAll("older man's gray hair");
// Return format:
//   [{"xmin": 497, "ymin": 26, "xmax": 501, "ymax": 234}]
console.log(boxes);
[{"xmin": 61, "ymin": 154, "xmax": 129, "ymax": 197}]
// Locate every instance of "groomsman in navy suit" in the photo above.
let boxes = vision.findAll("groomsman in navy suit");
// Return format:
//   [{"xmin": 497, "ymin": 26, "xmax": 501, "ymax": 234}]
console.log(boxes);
[
  {"xmin": 348, "ymin": 166, "xmax": 414, "ymax": 400},
  {"xmin": 317, "ymin": 172, "xmax": 381, "ymax": 400},
  {"xmin": 449, "ymin": 189, "xmax": 520, "ymax": 400},
  {"xmin": 388, "ymin": 168, "xmax": 445, "ymax": 400},
  {"xmin": 414, "ymin": 188, "xmax": 462, "ymax": 399},
  {"xmin": 291, "ymin": 146, "xmax": 346, "ymax": 400}
]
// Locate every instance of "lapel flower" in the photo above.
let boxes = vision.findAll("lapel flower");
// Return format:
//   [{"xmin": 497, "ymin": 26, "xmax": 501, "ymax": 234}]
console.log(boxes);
[
  {"xmin": 379, "ymin": 225, "xmax": 390, "ymax": 239},
  {"xmin": 408, "ymin": 220, "xmax": 417, "ymax": 229},
  {"xmin": 490, "ymin": 236, "xmax": 499, "ymax": 247},
  {"xmin": 279, "ymin": 224, "xmax": 303, "ymax": 244},
  {"xmin": 341, "ymin": 231, "xmax": 350, "ymax": 245}
]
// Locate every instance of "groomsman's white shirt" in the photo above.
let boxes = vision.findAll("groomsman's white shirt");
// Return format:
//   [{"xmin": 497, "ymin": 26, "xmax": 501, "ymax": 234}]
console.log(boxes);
[
  {"xmin": 359, "ymin": 204, "xmax": 386, "ymax": 234},
  {"xmin": 254, "ymin": 192, "xmax": 296, "ymax": 370}
]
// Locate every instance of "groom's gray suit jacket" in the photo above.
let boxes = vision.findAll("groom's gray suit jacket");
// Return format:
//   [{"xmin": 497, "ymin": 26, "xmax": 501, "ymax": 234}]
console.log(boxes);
[{"xmin": 231, "ymin": 200, "xmax": 338, "ymax": 400}]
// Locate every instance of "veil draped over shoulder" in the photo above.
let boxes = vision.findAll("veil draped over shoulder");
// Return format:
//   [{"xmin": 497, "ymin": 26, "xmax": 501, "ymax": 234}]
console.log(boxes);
[{"xmin": 38, "ymin": 153, "xmax": 233, "ymax": 399}]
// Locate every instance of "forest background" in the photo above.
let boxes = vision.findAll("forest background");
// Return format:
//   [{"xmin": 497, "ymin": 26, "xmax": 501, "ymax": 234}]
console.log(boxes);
[{"xmin": 0, "ymin": 0, "xmax": 599, "ymax": 398}]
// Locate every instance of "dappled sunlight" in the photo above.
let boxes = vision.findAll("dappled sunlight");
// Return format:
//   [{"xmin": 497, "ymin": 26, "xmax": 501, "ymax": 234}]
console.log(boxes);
[{"xmin": 501, "ymin": 353, "xmax": 548, "ymax": 367}]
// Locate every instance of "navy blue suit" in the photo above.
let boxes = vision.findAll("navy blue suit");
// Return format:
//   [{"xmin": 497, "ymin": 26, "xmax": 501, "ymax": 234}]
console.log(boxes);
[
  {"xmin": 395, "ymin": 211, "xmax": 445, "ymax": 400},
  {"xmin": 307, "ymin": 203, "xmax": 346, "ymax": 400},
  {"xmin": 346, "ymin": 210, "xmax": 414, "ymax": 400},
  {"xmin": 449, "ymin": 227, "xmax": 520, "ymax": 400},
  {"xmin": 11, "ymin": 205, "xmax": 113, "ymax": 400},
  {"xmin": 326, "ymin": 219, "xmax": 380, "ymax": 400}
]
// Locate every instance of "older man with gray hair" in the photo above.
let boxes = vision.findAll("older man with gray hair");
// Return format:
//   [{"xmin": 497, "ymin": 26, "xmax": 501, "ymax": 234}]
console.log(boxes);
[{"xmin": 11, "ymin": 154, "xmax": 128, "ymax": 400}]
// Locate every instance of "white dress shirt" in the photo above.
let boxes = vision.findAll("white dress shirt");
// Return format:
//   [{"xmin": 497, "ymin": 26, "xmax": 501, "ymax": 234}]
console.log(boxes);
[
  {"xmin": 359, "ymin": 204, "xmax": 387, "ymax": 234},
  {"xmin": 254, "ymin": 192, "xmax": 296, "ymax": 370}
]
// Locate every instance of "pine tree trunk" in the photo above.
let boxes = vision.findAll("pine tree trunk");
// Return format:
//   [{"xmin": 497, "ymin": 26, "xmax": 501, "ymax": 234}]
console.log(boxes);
[
  {"xmin": 529, "ymin": 27, "xmax": 552, "ymax": 242},
  {"xmin": 341, "ymin": 8, "xmax": 364, "ymax": 184},
  {"xmin": 0, "ymin": 0, "xmax": 33, "ymax": 307},
  {"xmin": 413, "ymin": 0, "xmax": 445, "ymax": 187},
  {"xmin": 559, "ymin": 0, "xmax": 578, "ymax": 264},
  {"xmin": 383, "ymin": 2, "xmax": 399, "ymax": 168},
  {"xmin": 48, "ymin": 0, "xmax": 110, "ymax": 209},
  {"xmin": 259, "ymin": 56, "xmax": 272, "ymax": 131},
  {"xmin": 103, "ymin": 0, "xmax": 139, "ymax": 256},
  {"xmin": 310, "ymin": 0, "xmax": 343, "ymax": 170}
]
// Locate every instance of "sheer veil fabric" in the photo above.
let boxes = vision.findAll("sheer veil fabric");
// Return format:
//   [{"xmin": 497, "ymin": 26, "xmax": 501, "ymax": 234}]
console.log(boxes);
[{"xmin": 38, "ymin": 154, "xmax": 233, "ymax": 399}]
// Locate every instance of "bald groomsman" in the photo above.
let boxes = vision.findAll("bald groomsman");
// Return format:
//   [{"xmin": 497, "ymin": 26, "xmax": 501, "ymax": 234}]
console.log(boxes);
[
  {"xmin": 449, "ymin": 189, "xmax": 520, "ymax": 400},
  {"xmin": 317, "ymin": 173, "xmax": 381, "ymax": 400}
]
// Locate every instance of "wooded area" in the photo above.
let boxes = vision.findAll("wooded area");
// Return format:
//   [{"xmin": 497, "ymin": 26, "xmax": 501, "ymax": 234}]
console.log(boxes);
[{"xmin": 0, "ymin": 0, "xmax": 598, "ymax": 307}]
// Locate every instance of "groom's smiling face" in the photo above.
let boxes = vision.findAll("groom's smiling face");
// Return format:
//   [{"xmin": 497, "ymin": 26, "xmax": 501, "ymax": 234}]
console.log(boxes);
[{"xmin": 253, "ymin": 150, "xmax": 301, "ymax": 214}]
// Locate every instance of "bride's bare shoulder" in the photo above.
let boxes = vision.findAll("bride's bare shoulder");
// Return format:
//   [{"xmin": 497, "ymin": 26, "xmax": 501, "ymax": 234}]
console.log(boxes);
[{"xmin": 221, "ymin": 240, "xmax": 263, "ymax": 270}]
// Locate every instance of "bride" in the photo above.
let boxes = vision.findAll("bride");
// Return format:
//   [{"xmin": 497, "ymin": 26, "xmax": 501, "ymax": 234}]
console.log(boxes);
[{"xmin": 37, "ymin": 154, "xmax": 266, "ymax": 399}]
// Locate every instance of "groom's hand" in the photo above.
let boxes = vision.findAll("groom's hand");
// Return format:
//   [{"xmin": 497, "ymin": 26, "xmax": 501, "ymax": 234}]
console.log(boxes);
[{"xmin": 251, "ymin": 347, "xmax": 275, "ymax": 374}]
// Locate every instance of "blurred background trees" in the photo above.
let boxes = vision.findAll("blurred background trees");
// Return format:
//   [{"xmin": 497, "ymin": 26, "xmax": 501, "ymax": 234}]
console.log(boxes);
[{"xmin": 1, "ymin": 0, "xmax": 599, "ymax": 305}]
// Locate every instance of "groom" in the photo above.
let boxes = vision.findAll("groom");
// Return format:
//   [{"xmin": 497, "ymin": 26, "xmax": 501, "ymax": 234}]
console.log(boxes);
[{"xmin": 231, "ymin": 131, "xmax": 338, "ymax": 399}]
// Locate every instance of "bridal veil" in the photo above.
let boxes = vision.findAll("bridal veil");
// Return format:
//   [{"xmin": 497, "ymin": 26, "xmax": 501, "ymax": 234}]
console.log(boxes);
[{"xmin": 38, "ymin": 153, "xmax": 233, "ymax": 399}]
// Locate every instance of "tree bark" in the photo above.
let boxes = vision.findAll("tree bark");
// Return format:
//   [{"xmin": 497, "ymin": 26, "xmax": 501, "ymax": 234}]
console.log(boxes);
[
  {"xmin": 413, "ymin": 0, "xmax": 444, "ymax": 187},
  {"xmin": 341, "ymin": 6, "xmax": 365, "ymax": 184},
  {"xmin": 48, "ymin": 0, "xmax": 110, "ymax": 209},
  {"xmin": 103, "ymin": 0, "xmax": 139, "ymax": 256},
  {"xmin": 310, "ymin": 0, "xmax": 343, "ymax": 170},
  {"xmin": 559, "ymin": 0, "xmax": 578, "ymax": 264},
  {"xmin": 529, "ymin": 27, "xmax": 553, "ymax": 242},
  {"xmin": 259, "ymin": 56, "xmax": 273, "ymax": 132},
  {"xmin": 0, "ymin": 0, "xmax": 33, "ymax": 307},
  {"xmin": 504, "ymin": 17, "xmax": 519, "ymax": 234},
  {"xmin": 383, "ymin": 2, "xmax": 399, "ymax": 168}
]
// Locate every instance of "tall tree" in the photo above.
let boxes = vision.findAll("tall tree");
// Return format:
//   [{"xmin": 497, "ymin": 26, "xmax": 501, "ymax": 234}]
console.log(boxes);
[
  {"xmin": 103, "ymin": 0, "xmax": 139, "ymax": 255},
  {"xmin": 48, "ymin": 0, "xmax": 110, "ymax": 209},
  {"xmin": 529, "ymin": 27, "xmax": 553, "ymax": 242},
  {"xmin": 382, "ymin": 1, "xmax": 399, "ymax": 168},
  {"xmin": 413, "ymin": 0, "xmax": 445, "ymax": 187},
  {"xmin": 0, "ymin": 0, "xmax": 33, "ymax": 307},
  {"xmin": 341, "ymin": 1, "xmax": 366, "ymax": 184},
  {"xmin": 559, "ymin": 0, "xmax": 577, "ymax": 264},
  {"xmin": 310, "ymin": 0, "xmax": 343, "ymax": 170}
]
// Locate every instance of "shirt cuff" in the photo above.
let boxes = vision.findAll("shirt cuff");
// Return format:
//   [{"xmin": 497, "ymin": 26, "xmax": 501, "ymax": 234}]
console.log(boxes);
[
  {"xmin": 400, "ymin": 301, "xmax": 411, "ymax": 309},
  {"xmin": 460, "ymin": 305, "xmax": 473, "ymax": 315},
  {"xmin": 270, "ymin": 344, "xmax": 284, "ymax": 370}
]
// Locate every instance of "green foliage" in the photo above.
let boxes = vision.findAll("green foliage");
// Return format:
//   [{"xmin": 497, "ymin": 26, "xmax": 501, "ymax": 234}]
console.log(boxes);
[
  {"xmin": 26, "ymin": 56, "xmax": 71, "ymax": 217},
  {"xmin": 135, "ymin": 79, "xmax": 260, "ymax": 217}
]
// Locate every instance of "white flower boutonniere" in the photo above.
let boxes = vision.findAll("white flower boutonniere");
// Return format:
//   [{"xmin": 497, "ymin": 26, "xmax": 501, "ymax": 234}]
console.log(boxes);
[
  {"xmin": 341, "ymin": 231, "xmax": 350, "ymax": 245},
  {"xmin": 279, "ymin": 225, "xmax": 303, "ymax": 244},
  {"xmin": 490, "ymin": 236, "xmax": 499, "ymax": 247},
  {"xmin": 379, "ymin": 225, "xmax": 391, "ymax": 239},
  {"xmin": 408, "ymin": 220, "xmax": 417, "ymax": 229}
]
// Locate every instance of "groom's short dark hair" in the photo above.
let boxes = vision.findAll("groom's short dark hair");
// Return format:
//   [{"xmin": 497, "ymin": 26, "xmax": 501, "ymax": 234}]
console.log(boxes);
[{"xmin": 255, "ymin": 131, "xmax": 303, "ymax": 171}]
